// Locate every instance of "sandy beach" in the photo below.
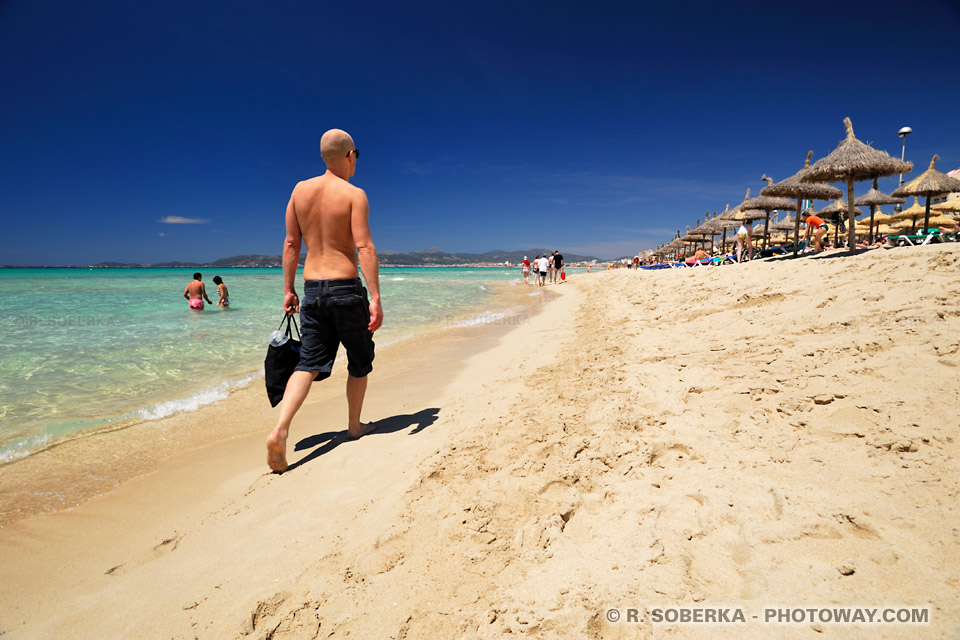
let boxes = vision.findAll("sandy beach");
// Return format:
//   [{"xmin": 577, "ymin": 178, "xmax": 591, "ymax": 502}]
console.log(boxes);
[{"xmin": 2, "ymin": 244, "xmax": 959, "ymax": 639}]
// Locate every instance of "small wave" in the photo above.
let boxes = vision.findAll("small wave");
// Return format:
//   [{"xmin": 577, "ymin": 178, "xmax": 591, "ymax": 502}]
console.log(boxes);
[
  {"xmin": 451, "ymin": 306, "xmax": 524, "ymax": 328},
  {"xmin": 391, "ymin": 277, "xmax": 406, "ymax": 281},
  {"xmin": 479, "ymin": 285, "xmax": 488, "ymax": 291},
  {"xmin": 376, "ymin": 332, "xmax": 416, "ymax": 348},
  {"xmin": 0, "ymin": 433, "xmax": 52, "ymax": 464},
  {"xmin": 134, "ymin": 373, "xmax": 259, "ymax": 421}
]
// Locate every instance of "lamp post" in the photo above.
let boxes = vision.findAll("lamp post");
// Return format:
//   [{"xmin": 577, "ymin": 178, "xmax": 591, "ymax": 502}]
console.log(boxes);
[
  {"xmin": 896, "ymin": 126, "xmax": 912, "ymax": 212},
  {"xmin": 898, "ymin": 126, "xmax": 913, "ymax": 186}
]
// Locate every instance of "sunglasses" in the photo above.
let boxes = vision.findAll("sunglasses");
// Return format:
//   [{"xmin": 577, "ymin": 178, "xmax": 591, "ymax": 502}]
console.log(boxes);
[{"xmin": 346, "ymin": 149, "xmax": 360, "ymax": 159}]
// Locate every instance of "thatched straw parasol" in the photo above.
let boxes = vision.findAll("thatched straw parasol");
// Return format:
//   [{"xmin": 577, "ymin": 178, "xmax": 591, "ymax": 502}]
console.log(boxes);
[
  {"xmin": 798, "ymin": 118, "xmax": 913, "ymax": 252},
  {"xmin": 761, "ymin": 150, "xmax": 843, "ymax": 256},
  {"xmin": 890, "ymin": 196, "xmax": 926, "ymax": 231},
  {"xmin": 772, "ymin": 215, "xmax": 795, "ymax": 230},
  {"xmin": 891, "ymin": 155, "xmax": 960, "ymax": 233},
  {"xmin": 871, "ymin": 210, "xmax": 894, "ymax": 225},
  {"xmin": 853, "ymin": 180, "xmax": 905, "ymax": 243},
  {"xmin": 926, "ymin": 213, "xmax": 958, "ymax": 229},
  {"xmin": 819, "ymin": 198, "xmax": 864, "ymax": 217},
  {"xmin": 931, "ymin": 199, "xmax": 960, "ymax": 214},
  {"xmin": 710, "ymin": 204, "xmax": 742, "ymax": 253},
  {"xmin": 742, "ymin": 176, "xmax": 796, "ymax": 250}
]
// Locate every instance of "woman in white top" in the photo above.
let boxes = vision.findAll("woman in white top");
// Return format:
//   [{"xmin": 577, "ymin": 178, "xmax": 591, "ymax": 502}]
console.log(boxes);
[{"xmin": 736, "ymin": 221, "xmax": 754, "ymax": 263}]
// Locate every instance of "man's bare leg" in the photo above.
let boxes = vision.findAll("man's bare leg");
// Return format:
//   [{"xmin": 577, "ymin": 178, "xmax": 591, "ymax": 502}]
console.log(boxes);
[
  {"xmin": 346, "ymin": 374, "xmax": 375, "ymax": 439},
  {"xmin": 266, "ymin": 370, "xmax": 318, "ymax": 472}
]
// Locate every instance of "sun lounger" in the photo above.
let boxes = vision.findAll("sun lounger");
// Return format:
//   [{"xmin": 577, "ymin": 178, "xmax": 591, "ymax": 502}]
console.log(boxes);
[{"xmin": 886, "ymin": 230, "xmax": 949, "ymax": 247}]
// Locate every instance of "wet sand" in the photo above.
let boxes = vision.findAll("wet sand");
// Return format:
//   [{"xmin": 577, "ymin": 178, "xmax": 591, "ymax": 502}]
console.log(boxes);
[{"xmin": 1, "ymin": 245, "xmax": 959, "ymax": 639}]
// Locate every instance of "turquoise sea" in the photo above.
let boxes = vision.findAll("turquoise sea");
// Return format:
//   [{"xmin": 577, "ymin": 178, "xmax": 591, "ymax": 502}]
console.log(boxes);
[{"xmin": 0, "ymin": 267, "xmax": 550, "ymax": 463}]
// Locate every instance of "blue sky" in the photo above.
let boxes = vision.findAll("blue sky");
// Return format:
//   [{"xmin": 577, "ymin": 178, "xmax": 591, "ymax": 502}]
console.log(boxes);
[{"xmin": 2, "ymin": 0, "xmax": 959, "ymax": 263}]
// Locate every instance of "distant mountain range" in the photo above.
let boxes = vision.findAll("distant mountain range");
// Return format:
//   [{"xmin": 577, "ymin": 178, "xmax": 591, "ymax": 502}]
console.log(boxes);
[{"xmin": 4, "ymin": 249, "xmax": 602, "ymax": 269}]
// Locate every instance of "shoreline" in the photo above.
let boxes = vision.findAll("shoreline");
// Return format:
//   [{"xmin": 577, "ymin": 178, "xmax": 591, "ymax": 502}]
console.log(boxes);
[{"xmin": 0, "ymin": 280, "xmax": 557, "ymax": 527}]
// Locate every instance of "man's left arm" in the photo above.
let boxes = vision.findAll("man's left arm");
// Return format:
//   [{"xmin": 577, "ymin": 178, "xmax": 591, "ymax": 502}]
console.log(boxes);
[{"xmin": 351, "ymin": 189, "xmax": 382, "ymax": 333}]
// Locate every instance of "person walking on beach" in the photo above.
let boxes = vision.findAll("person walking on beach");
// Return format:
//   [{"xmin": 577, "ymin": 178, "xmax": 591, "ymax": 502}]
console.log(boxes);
[
  {"xmin": 266, "ymin": 128, "xmax": 383, "ymax": 473},
  {"xmin": 183, "ymin": 273, "xmax": 214, "ymax": 310},
  {"xmin": 521, "ymin": 256, "xmax": 531, "ymax": 285},
  {"xmin": 551, "ymin": 250, "xmax": 564, "ymax": 283},
  {"xmin": 537, "ymin": 254, "xmax": 549, "ymax": 286}
]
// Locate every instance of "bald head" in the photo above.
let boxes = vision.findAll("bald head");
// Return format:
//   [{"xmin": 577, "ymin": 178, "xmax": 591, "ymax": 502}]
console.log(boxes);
[{"xmin": 320, "ymin": 129, "xmax": 355, "ymax": 165}]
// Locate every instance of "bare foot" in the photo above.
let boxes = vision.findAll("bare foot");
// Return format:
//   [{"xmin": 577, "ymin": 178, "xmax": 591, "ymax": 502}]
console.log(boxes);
[
  {"xmin": 266, "ymin": 432, "xmax": 288, "ymax": 473},
  {"xmin": 347, "ymin": 422, "xmax": 378, "ymax": 440}
]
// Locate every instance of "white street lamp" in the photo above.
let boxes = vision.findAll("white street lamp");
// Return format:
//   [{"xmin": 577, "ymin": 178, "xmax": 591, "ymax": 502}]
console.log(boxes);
[{"xmin": 898, "ymin": 126, "xmax": 913, "ymax": 187}]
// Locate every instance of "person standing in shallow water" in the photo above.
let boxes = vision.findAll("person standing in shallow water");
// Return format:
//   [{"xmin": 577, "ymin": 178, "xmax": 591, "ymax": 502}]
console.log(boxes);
[
  {"xmin": 266, "ymin": 128, "xmax": 383, "ymax": 473},
  {"xmin": 183, "ymin": 272, "xmax": 214, "ymax": 310}
]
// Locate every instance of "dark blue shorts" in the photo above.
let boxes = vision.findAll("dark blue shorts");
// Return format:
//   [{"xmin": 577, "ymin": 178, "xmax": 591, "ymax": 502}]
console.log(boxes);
[{"xmin": 295, "ymin": 278, "xmax": 375, "ymax": 380}]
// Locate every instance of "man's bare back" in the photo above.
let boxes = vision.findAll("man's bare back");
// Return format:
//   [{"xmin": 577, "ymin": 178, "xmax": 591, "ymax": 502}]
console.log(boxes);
[{"xmin": 289, "ymin": 174, "xmax": 366, "ymax": 281}]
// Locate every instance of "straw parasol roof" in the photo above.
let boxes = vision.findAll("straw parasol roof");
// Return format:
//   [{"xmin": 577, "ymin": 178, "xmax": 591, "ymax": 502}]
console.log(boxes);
[
  {"xmin": 892, "ymin": 155, "xmax": 960, "ymax": 231},
  {"xmin": 854, "ymin": 187, "xmax": 904, "ymax": 207},
  {"xmin": 743, "ymin": 178, "xmax": 796, "ymax": 212},
  {"xmin": 890, "ymin": 196, "xmax": 925, "ymax": 222},
  {"xmin": 932, "ymin": 199, "xmax": 960, "ymax": 213},
  {"xmin": 733, "ymin": 208, "xmax": 769, "ymax": 222},
  {"xmin": 819, "ymin": 199, "xmax": 864, "ymax": 217},
  {"xmin": 871, "ymin": 211, "xmax": 894, "ymax": 224},
  {"xmin": 800, "ymin": 118, "xmax": 913, "ymax": 183},
  {"xmin": 771, "ymin": 214, "xmax": 796, "ymax": 231},
  {"xmin": 760, "ymin": 151, "xmax": 843, "ymax": 201},
  {"xmin": 798, "ymin": 118, "xmax": 913, "ymax": 251},
  {"xmin": 927, "ymin": 214, "xmax": 958, "ymax": 227},
  {"xmin": 892, "ymin": 155, "xmax": 960, "ymax": 198}
]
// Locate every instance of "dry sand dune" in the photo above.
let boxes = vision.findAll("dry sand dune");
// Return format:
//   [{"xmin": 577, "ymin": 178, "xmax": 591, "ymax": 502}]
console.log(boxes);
[{"xmin": 1, "ymin": 244, "xmax": 959, "ymax": 639}]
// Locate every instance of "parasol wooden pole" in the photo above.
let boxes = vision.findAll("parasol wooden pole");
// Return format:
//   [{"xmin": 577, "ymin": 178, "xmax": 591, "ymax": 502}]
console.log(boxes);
[
  {"xmin": 793, "ymin": 199, "xmax": 802, "ymax": 256},
  {"xmin": 869, "ymin": 178, "xmax": 878, "ymax": 244},
  {"xmin": 846, "ymin": 176, "xmax": 857, "ymax": 251},
  {"xmin": 923, "ymin": 195, "xmax": 931, "ymax": 234},
  {"xmin": 762, "ymin": 212, "xmax": 770, "ymax": 251}
]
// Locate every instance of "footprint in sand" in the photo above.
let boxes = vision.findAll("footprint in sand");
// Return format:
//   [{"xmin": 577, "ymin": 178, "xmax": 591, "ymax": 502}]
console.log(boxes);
[{"xmin": 104, "ymin": 533, "xmax": 183, "ymax": 576}]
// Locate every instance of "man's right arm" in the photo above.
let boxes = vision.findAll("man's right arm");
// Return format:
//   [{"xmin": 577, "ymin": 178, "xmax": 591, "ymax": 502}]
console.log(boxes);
[{"xmin": 283, "ymin": 191, "xmax": 302, "ymax": 314}]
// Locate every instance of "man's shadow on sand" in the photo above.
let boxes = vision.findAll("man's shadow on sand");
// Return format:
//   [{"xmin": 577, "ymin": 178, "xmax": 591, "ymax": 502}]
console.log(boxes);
[{"xmin": 285, "ymin": 407, "xmax": 440, "ymax": 472}]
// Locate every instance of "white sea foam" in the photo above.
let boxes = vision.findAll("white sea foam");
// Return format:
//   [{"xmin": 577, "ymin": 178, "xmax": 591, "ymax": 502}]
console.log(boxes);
[
  {"xmin": 479, "ymin": 285, "xmax": 488, "ymax": 291},
  {"xmin": 134, "ymin": 373, "xmax": 259, "ymax": 421},
  {"xmin": 452, "ymin": 306, "xmax": 525, "ymax": 328},
  {"xmin": 0, "ymin": 433, "xmax": 52, "ymax": 464},
  {"xmin": 391, "ymin": 277, "xmax": 406, "ymax": 281}
]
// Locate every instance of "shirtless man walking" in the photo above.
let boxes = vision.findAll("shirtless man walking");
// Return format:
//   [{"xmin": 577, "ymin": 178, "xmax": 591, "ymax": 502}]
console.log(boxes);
[{"xmin": 266, "ymin": 129, "xmax": 383, "ymax": 472}]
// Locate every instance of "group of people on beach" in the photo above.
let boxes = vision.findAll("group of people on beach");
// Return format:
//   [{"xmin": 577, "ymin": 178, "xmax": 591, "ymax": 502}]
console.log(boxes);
[
  {"xmin": 520, "ymin": 251, "xmax": 564, "ymax": 286},
  {"xmin": 182, "ymin": 273, "xmax": 229, "ymax": 310}
]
